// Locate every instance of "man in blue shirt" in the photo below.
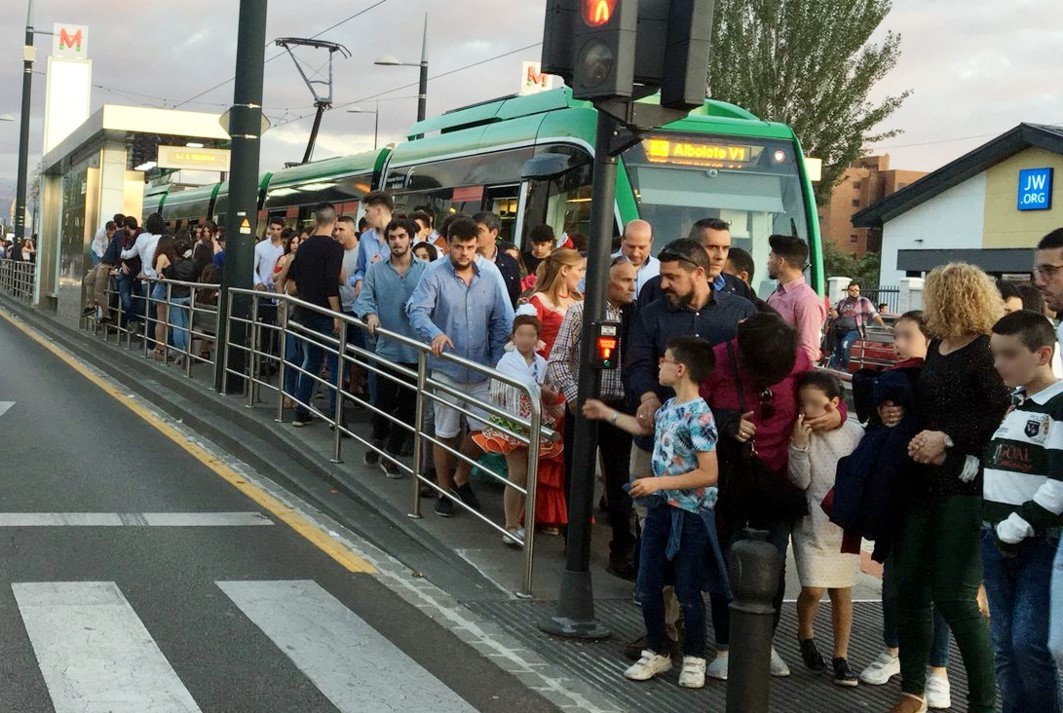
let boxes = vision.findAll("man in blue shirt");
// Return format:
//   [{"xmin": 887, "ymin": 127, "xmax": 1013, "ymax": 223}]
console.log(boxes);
[
  {"xmin": 355, "ymin": 218, "xmax": 428, "ymax": 478},
  {"xmin": 407, "ymin": 217, "xmax": 515, "ymax": 517},
  {"xmin": 351, "ymin": 190, "xmax": 394, "ymax": 295}
]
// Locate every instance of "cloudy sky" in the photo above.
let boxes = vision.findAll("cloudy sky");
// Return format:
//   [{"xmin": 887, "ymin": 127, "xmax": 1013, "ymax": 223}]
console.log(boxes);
[{"xmin": 0, "ymin": 0, "xmax": 1061, "ymax": 196}]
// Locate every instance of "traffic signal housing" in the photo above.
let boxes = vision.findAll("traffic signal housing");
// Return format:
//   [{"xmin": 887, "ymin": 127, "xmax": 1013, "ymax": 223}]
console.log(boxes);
[{"xmin": 589, "ymin": 321, "xmax": 621, "ymax": 370}]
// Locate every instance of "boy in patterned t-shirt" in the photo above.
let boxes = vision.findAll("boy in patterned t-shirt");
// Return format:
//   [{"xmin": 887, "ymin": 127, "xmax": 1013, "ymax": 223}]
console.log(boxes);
[
  {"xmin": 583, "ymin": 336, "xmax": 719, "ymax": 690},
  {"xmin": 982, "ymin": 310, "xmax": 1063, "ymax": 713}
]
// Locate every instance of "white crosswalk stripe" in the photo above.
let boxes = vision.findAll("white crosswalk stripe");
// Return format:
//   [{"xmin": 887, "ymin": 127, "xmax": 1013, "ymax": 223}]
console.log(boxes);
[
  {"xmin": 218, "ymin": 579, "xmax": 478, "ymax": 713},
  {"xmin": 13, "ymin": 581, "xmax": 203, "ymax": 713},
  {"xmin": 10, "ymin": 579, "xmax": 476, "ymax": 713}
]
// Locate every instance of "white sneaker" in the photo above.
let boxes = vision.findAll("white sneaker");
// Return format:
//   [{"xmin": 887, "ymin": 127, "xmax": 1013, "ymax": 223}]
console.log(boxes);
[
  {"xmin": 624, "ymin": 650, "xmax": 672, "ymax": 681},
  {"xmin": 706, "ymin": 651, "xmax": 729, "ymax": 680},
  {"xmin": 678, "ymin": 656, "xmax": 706, "ymax": 689},
  {"xmin": 925, "ymin": 673, "xmax": 951, "ymax": 710},
  {"xmin": 770, "ymin": 646, "xmax": 791, "ymax": 677},
  {"xmin": 860, "ymin": 650, "xmax": 901, "ymax": 685}
]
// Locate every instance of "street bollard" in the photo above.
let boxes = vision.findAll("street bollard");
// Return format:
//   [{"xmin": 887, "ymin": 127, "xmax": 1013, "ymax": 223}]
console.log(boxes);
[{"xmin": 726, "ymin": 528, "xmax": 783, "ymax": 713}]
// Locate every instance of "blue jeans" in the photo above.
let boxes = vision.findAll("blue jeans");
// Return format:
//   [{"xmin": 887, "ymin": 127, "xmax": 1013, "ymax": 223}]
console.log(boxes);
[
  {"xmin": 283, "ymin": 331, "xmax": 305, "ymax": 398},
  {"xmin": 1052, "ymin": 538, "xmax": 1063, "ymax": 670},
  {"xmin": 294, "ymin": 314, "xmax": 340, "ymax": 421},
  {"xmin": 638, "ymin": 504, "xmax": 709, "ymax": 658},
  {"xmin": 169, "ymin": 296, "xmax": 191, "ymax": 351},
  {"xmin": 829, "ymin": 329, "xmax": 861, "ymax": 370},
  {"xmin": 981, "ymin": 530, "xmax": 1062, "ymax": 713},
  {"xmin": 116, "ymin": 274, "xmax": 141, "ymax": 324},
  {"xmin": 883, "ymin": 554, "xmax": 952, "ymax": 666}
]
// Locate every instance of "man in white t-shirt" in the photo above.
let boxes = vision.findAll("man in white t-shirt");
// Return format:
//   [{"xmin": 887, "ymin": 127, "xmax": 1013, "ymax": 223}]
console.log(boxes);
[{"xmin": 253, "ymin": 218, "xmax": 285, "ymax": 292}]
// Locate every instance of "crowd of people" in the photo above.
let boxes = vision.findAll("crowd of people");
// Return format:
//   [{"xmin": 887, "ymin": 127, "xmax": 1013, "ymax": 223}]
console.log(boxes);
[
  {"xmin": 75, "ymin": 189, "xmax": 1063, "ymax": 712},
  {"xmin": 0, "ymin": 236, "xmax": 37, "ymax": 262}
]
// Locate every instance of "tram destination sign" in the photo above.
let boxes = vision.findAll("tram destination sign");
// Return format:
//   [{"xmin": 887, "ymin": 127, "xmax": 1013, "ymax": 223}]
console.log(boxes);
[{"xmin": 642, "ymin": 137, "xmax": 764, "ymax": 169}]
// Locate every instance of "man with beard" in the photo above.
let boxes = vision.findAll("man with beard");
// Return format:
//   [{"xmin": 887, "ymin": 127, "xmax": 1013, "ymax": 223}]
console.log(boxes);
[
  {"xmin": 621, "ymin": 237, "xmax": 756, "ymax": 657},
  {"xmin": 766, "ymin": 234, "xmax": 826, "ymax": 365},
  {"xmin": 356, "ymin": 218, "xmax": 428, "ymax": 478}
]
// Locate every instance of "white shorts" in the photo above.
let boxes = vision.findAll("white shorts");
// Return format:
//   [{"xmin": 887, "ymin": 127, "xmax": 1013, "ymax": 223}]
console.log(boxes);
[{"xmin": 431, "ymin": 371, "xmax": 491, "ymax": 439}]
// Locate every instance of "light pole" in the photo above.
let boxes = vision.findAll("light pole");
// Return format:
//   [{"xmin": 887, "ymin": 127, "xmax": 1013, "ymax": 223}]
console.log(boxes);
[
  {"xmin": 375, "ymin": 13, "xmax": 428, "ymax": 137},
  {"xmin": 15, "ymin": 0, "xmax": 35, "ymax": 240},
  {"xmin": 346, "ymin": 101, "xmax": 379, "ymax": 150}
]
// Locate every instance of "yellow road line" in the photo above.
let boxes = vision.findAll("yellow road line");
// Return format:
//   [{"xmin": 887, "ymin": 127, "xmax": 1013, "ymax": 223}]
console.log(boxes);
[{"xmin": 0, "ymin": 311, "xmax": 376, "ymax": 575}]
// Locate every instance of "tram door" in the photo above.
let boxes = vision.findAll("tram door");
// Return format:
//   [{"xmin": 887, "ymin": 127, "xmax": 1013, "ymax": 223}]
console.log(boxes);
[{"xmin": 519, "ymin": 161, "xmax": 595, "ymax": 251}]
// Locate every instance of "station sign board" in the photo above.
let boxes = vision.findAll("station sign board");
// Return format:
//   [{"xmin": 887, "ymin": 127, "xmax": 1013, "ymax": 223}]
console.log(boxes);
[
  {"xmin": 157, "ymin": 145, "xmax": 231, "ymax": 172},
  {"xmin": 53, "ymin": 24, "xmax": 88, "ymax": 60}
]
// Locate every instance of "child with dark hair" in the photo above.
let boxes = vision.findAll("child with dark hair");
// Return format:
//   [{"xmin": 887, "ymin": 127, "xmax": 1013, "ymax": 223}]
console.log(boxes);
[
  {"xmin": 584, "ymin": 336, "xmax": 720, "ymax": 690},
  {"xmin": 789, "ymin": 370, "xmax": 864, "ymax": 686}
]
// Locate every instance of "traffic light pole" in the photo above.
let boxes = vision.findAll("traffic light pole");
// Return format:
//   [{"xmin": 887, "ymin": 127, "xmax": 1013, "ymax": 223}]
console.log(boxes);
[
  {"xmin": 214, "ymin": 0, "xmax": 267, "ymax": 393},
  {"xmin": 540, "ymin": 109, "xmax": 618, "ymax": 640}
]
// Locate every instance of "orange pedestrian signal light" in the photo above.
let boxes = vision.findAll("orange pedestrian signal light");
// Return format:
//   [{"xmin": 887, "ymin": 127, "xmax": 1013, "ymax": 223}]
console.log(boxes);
[
  {"xmin": 582, "ymin": 0, "xmax": 616, "ymax": 27},
  {"xmin": 590, "ymin": 321, "xmax": 621, "ymax": 370}
]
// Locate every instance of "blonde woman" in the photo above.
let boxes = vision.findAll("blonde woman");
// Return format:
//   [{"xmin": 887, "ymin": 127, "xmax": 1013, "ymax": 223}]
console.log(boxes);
[
  {"xmin": 890, "ymin": 263, "xmax": 1009, "ymax": 713},
  {"xmin": 527, "ymin": 248, "xmax": 586, "ymax": 357}
]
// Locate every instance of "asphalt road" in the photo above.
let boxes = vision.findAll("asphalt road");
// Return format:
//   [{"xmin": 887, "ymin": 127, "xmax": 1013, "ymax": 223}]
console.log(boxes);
[{"xmin": 0, "ymin": 314, "xmax": 560, "ymax": 713}]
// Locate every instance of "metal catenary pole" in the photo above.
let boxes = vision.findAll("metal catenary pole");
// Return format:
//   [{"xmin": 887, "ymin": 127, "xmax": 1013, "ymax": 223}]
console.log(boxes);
[
  {"xmin": 215, "ymin": 0, "xmax": 268, "ymax": 392},
  {"xmin": 540, "ymin": 108, "xmax": 617, "ymax": 639},
  {"xmin": 15, "ymin": 0, "xmax": 34, "ymax": 241}
]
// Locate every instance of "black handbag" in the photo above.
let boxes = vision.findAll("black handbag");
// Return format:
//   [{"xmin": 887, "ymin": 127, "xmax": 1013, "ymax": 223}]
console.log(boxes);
[{"xmin": 717, "ymin": 342, "xmax": 808, "ymax": 526}]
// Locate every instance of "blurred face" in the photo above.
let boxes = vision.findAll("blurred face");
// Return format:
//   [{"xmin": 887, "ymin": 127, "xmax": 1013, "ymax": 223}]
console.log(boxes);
[
  {"xmin": 449, "ymin": 236, "xmax": 478, "ymax": 270},
  {"xmin": 657, "ymin": 349, "xmax": 683, "ymax": 387},
  {"xmin": 266, "ymin": 222, "xmax": 283, "ymax": 240},
  {"xmin": 504, "ymin": 246, "xmax": 521, "ymax": 262},
  {"xmin": 767, "ymin": 251, "xmax": 783, "ymax": 280},
  {"xmin": 562, "ymin": 259, "xmax": 587, "ymax": 292},
  {"xmin": 847, "ymin": 284, "xmax": 861, "ymax": 299},
  {"xmin": 621, "ymin": 227, "xmax": 652, "ymax": 268},
  {"xmin": 660, "ymin": 260, "xmax": 700, "ymax": 307},
  {"xmin": 991, "ymin": 333, "xmax": 1050, "ymax": 389},
  {"xmin": 413, "ymin": 245, "xmax": 432, "ymax": 261},
  {"xmin": 512, "ymin": 324, "xmax": 539, "ymax": 354},
  {"xmin": 333, "ymin": 220, "xmax": 356, "ymax": 246},
  {"xmin": 290, "ymin": 236, "xmax": 301, "ymax": 253},
  {"xmin": 387, "ymin": 226, "xmax": 412, "ymax": 257},
  {"xmin": 531, "ymin": 239, "xmax": 553, "ymax": 258},
  {"xmin": 106, "ymin": 227, "xmax": 115, "ymax": 239},
  {"xmin": 414, "ymin": 218, "xmax": 432, "ymax": 239},
  {"xmin": 364, "ymin": 202, "xmax": 391, "ymax": 231},
  {"xmin": 799, "ymin": 385, "xmax": 837, "ymax": 420},
  {"xmin": 475, "ymin": 222, "xmax": 498, "ymax": 253},
  {"xmin": 724, "ymin": 258, "xmax": 750, "ymax": 286},
  {"xmin": 700, "ymin": 227, "xmax": 730, "ymax": 280},
  {"xmin": 1034, "ymin": 247, "xmax": 1063, "ymax": 313},
  {"xmin": 893, "ymin": 318, "xmax": 929, "ymax": 361},
  {"xmin": 607, "ymin": 262, "xmax": 637, "ymax": 305},
  {"xmin": 1003, "ymin": 296, "xmax": 1024, "ymax": 314}
]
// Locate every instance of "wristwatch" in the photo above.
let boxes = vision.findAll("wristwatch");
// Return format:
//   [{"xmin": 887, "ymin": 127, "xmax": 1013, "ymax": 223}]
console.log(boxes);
[
  {"xmin": 944, "ymin": 434, "xmax": 955, "ymax": 449},
  {"xmin": 610, "ymin": 411, "xmax": 620, "ymax": 425}
]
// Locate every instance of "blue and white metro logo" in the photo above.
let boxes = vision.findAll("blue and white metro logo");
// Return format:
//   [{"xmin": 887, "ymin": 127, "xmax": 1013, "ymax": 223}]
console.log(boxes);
[{"xmin": 1017, "ymin": 167, "xmax": 1053, "ymax": 211}]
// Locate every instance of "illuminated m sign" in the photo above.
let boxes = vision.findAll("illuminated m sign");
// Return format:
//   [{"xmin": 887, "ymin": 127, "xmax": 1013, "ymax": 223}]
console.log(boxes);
[{"xmin": 52, "ymin": 24, "xmax": 89, "ymax": 59}]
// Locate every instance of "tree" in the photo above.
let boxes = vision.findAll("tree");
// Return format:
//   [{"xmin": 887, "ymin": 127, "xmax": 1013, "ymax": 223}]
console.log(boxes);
[
  {"xmin": 822, "ymin": 238, "xmax": 881, "ymax": 287},
  {"xmin": 708, "ymin": 0, "xmax": 911, "ymax": 204}
]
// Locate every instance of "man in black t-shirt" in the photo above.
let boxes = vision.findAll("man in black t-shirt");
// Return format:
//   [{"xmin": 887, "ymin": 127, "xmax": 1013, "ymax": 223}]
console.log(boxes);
[
  {"xmin": 289, "ymin": 203, "xmax": 345, "ymax": 428},
  {"xmin": 522, "ymin": 224, "xmax": 556, "ymax": 277}
]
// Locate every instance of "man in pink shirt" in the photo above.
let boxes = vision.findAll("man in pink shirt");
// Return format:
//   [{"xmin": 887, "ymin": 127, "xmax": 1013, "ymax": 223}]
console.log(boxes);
[{"xmin": 765, "ymin": 234, "xmax": 826, "ymax": 364}]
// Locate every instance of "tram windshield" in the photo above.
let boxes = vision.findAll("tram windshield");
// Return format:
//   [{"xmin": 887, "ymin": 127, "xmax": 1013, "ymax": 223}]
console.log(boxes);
[{"xmin": 623, "ymin": 133, "xmax": 814, "ymax": 297}]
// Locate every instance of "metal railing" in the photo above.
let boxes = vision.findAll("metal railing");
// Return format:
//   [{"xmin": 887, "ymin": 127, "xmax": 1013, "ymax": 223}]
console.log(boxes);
[
  {"xmin": 0, "ymin": 258, "xmax": 36, "ymax": 305},
  {"xmin": 222, "ymin": 288, "xmax": 548, "ymax": 595},
  {"xmin": 83, "ymin": 273, "xmax": 220, "ymax": 378},
  {"xmin": 78, "ymin": 274, "xmax": 550, "ymax": 595}
]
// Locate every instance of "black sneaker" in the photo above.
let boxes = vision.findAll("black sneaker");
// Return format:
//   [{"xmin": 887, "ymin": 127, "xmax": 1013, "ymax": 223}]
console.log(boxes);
[
  {"xmin": 434, "ymin": 497, "xmax": 455, "ymax": 518},
  {"xmin": 833, "ymin": 658, "xmax": 859, "ymax": 687},
  {"xmin": 799, "ymin": 638, "xmax": 826, "ymax": 672},
  {"xmin": 380, "ymin": 455, "xmax": 403, "ymax": 479},
  {"xmin": 452, "ymin": 482, "xmax": 482, "ymax": 512},
  {"xmin": 363, "ymin": 448, "xmax": 380, "ymax": 466},
  {"xmin": 292, "ymin": 414, "xmax": 314, "ymax": 428},
  {"xmin": 606, "ymin": 559, "xmax": 637, "ymax": 582}
]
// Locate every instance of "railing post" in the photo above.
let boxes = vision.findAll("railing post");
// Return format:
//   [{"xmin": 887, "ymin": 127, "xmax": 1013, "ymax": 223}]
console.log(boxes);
[
  {"xmin": 142, "ymin": 280, "xmax": 152, "ymax": 358},
  {"xmin": 520, "ymin": 384, "xmax": 542, "ymax": 597},
  {"xmin": 275, "ymin": 298, "xmax": 288, "ymax": 423},
  {"xmin": 409, "ymin": 350, "xmax": 428, "ymax": 520},
  {"xmin": 221, "ymin": 294, "xmax": 233, "ymax": 395},
  {"xmin": 184, "ymin": 286, "xmax": 196, "ymax": 377},
  {"xmin": 726, "ymin": 529, "xmax": 783, "ymax": 713},
  {"xmin": 330, "ymin": 319, "xmax": 348, "ymax": 464},
  {"xmin": 247, "ymin": 294, "xmax": 261, "ymax": 407}
]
